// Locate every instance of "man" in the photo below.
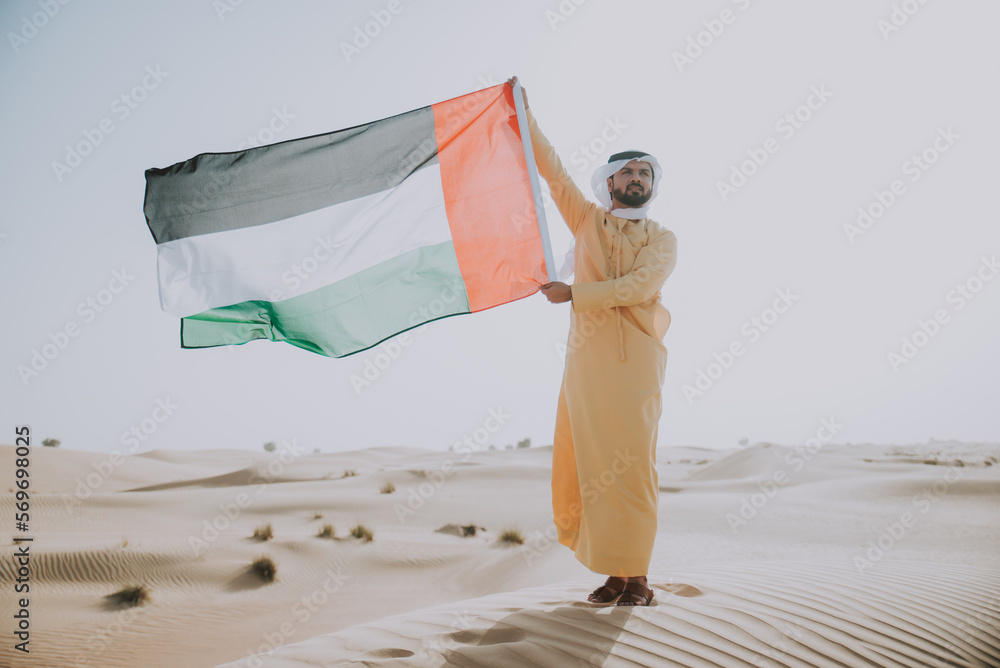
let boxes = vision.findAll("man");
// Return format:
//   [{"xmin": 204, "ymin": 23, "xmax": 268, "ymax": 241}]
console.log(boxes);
[{"xmin": 510, "ymin": 77, "xmax": 678, "ymax": 607}]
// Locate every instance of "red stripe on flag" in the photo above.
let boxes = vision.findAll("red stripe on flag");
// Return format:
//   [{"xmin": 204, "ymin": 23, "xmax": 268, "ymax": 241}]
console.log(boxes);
[{"xmin": 432, "ymin": 84, "xmax": 547, "ymax": 312}]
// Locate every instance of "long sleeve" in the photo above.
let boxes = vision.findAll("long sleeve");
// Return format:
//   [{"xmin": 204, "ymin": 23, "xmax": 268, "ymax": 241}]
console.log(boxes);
[
  {"xmin": 526, "ymin": 108, "xmax": 595, "ymax": 236},
  {"xmin": 571, "ymin": 229, "xmax": 677, "ymax": 313}
]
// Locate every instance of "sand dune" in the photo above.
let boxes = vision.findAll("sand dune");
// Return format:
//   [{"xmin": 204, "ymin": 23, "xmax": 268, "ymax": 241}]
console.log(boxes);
[
  {"xmin": 1, "ymin": 440, "xmax": 996, "ymax": 668},
  {"xmin": 215, "ymin": 560, "xmax": 1000, "ymax": 667}
]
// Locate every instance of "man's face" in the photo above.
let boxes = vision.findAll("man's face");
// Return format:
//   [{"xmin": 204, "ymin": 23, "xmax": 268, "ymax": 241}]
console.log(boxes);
[{"xmin": 607, "ymin": 160, "xmax": 654, "ymax": 208}]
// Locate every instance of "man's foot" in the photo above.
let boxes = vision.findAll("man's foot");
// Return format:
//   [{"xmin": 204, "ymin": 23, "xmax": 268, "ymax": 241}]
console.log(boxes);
[
  {"xmin": 616, "ymin": 580, "xmax": 654, "ymax": 606},
  {"xmin": 587, "ymin": 576, "xmax": 627, "ymax": 603}
]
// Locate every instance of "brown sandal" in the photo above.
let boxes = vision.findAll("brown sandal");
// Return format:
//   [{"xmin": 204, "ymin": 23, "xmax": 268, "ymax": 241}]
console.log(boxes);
[
  {"xmin": 587, "ymin": 576, "xmax": 627, "ymax": 603},
  {"xmin": 616, "ymin": 581, "xmax": 654, "ymax": 606}
]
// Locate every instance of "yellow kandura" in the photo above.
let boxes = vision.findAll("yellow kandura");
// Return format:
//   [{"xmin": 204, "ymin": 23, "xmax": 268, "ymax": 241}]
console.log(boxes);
[{"xmin": 527, "ymin": 108, "xmax": 678, "ymax": 578}]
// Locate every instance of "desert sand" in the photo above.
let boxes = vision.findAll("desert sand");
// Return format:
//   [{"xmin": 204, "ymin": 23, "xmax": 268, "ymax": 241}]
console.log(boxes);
[{"xmin": 1, "ymin": 439, "xmax": 998, "ymax": 667}]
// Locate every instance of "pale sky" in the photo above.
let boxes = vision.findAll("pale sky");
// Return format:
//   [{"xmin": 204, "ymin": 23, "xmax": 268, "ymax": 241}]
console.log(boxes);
[{"xmin": 3, "ymin": 0, "xmax": 998, "ymax": 455}]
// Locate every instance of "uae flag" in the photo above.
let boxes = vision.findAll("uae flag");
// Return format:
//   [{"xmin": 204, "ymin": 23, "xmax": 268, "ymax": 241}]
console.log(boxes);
[{"xmin": 142, "ymin": 81, "xmax": 554, "ymax": 357}]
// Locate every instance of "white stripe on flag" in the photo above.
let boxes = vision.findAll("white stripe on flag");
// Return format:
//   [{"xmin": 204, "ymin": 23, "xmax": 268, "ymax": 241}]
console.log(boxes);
[{"xmin": 157, "ymin": 163, "xmax": 451, "ymax": 317}]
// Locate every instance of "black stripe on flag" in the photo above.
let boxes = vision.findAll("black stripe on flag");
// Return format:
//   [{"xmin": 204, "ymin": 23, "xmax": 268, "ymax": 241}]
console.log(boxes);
[{"xmin": 143, "ymin": 105, "xmax": 439, "ymax": 244}]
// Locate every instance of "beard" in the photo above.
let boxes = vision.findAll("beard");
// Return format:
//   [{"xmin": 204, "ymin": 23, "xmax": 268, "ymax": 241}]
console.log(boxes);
[{"xmin": 612, "ymin": 182, "xmax": 652, "ymax": 208}]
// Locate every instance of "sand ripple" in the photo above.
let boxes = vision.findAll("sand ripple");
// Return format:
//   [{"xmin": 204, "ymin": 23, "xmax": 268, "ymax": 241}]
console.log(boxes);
[{"xmin": 215, "ymin": 560, "xmax": 1000, "ymax": 668}]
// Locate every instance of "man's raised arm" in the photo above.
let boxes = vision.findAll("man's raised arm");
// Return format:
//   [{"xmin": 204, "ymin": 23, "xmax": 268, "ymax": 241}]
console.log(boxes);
[{"xmin": 513, "ymin": 81, "xmax": 594, "ymax": 237}]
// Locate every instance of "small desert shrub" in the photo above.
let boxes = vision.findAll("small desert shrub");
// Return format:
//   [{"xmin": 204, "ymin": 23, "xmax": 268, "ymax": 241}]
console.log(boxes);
[
  {"xmin": 253, "ymin": 523, "xmax": 273, "ymax": 541},
  {"xmin": 317, "ymin": 523, "xmax": 335, "ymax": 538},
  {"xmin": 251, "ymin": 556, "xmax": 276, "ymax": 582},
  {"xmin": 106, "ymin": 584, "xmax": 148, "ymax": 607},
  {"xmin": 42, "ymin": 438, "xmax": 61, "ymax": 448},
  {"xmin": 342, "ymin": 469, "xmax": 358, "ymax": 478},
  {"xmin": 461, "ymin": 524, "xmax": 478, "ymax": 537},
  {"xmin": 380, "ymin": 481, "xmax": 395, "ymax": 494},
  {"xmin": 350, "ymin": 522, "xmax": 374, "ymax": 542},
  {"xmin": 496, "ymin": 527, "xmax": 524, "ymax": 546},
  {"xmin": 311, "ymin": 512, "xmax": 323, "ymax": 520}
]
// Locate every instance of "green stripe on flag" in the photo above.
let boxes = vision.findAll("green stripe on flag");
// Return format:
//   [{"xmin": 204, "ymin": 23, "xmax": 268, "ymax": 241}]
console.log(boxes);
[{"xmin": 180, "ymin": 241, "xmax": 470, "ymax": 357}]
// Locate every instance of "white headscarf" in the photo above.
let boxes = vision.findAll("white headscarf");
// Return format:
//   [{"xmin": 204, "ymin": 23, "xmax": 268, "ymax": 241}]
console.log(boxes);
[
  {"xmin": 590, "ymin": 151, "xmax": 663, "ymax": 220},
  {"xmin": 559, "ymin": 151, "xmax": 663, "ymax": 282}
]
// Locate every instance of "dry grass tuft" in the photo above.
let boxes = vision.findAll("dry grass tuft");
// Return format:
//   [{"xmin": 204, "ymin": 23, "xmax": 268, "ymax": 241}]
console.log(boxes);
[
  {"xmin": 251, "ymin": 556, "xmax": 277, "ymax": 582},
  {"xmin": 496, "ymin": 527, "xmax": 524, "ymax": 546},
  {"xmin": 106, "ymin": 584, "xmax": 149, "ymax": 607},
  {"xmin": 350, "ymin": 522, "xmax": 374, "ymax": 542},
  {"xmin": 252, "ymin": 523, "xmax": 273, "ymax": 541}
]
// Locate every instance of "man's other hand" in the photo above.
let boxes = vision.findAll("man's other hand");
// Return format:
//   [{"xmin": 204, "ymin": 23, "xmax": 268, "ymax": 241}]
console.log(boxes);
[{"xmin": 541, "ymin": 282, "xmax": 571, "ymax": 304}]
